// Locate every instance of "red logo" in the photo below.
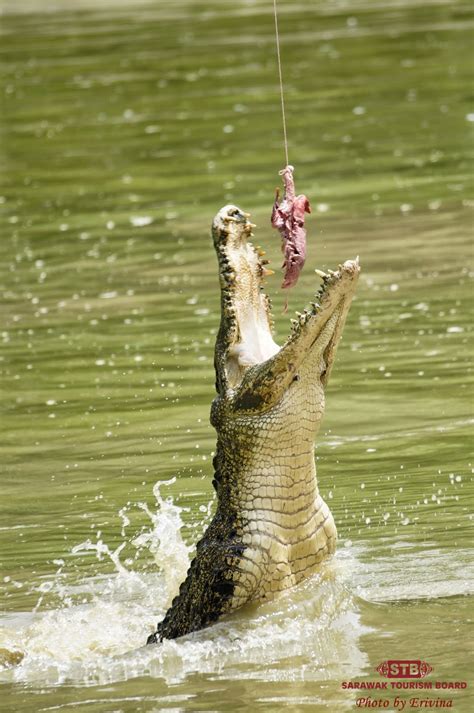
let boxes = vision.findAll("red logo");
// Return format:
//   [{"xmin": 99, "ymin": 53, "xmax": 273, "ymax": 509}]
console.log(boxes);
[{"xmin": 376, "ymin": 660, "xmax": 433, "ymax": 678}]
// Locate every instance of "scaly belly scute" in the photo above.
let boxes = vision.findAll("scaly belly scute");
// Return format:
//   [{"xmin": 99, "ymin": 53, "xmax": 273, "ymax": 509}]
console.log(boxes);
[{"xmin": 236, "ymin": 493, "xmax": 337, "ymax": 603}]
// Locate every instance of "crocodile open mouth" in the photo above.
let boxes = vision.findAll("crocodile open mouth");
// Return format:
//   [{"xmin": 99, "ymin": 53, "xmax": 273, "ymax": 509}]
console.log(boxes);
[{"xmin": 212, "ymin": 205, "xmax": 359, "ymax": 393}]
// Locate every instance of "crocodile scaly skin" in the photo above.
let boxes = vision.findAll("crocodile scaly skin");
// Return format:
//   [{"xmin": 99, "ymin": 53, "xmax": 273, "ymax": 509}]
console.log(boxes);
[{"xmin": 147, "ymin": 206, "xmax": 359, "ymax": 643}]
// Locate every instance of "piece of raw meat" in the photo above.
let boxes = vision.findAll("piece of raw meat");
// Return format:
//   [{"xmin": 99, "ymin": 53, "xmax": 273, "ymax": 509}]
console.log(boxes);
[{"xmin": 271, "ymin": 164, "xmax": 311, "ymax": 289}]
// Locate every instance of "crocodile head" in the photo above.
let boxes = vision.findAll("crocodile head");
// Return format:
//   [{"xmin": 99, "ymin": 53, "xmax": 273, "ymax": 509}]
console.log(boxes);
[{"xmin": 212, "ymin": 204, "xmax": 359, "ymax": 406}]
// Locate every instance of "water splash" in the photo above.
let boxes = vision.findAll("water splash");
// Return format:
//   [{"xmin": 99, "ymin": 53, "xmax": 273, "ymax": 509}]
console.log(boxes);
[
  {"xmin": 0, "ymin": 480, "xmax": 367, "ymax": 686},
  {"xmin": 133, "ymin": 477, "xmax": 192, "ymax": 603}
]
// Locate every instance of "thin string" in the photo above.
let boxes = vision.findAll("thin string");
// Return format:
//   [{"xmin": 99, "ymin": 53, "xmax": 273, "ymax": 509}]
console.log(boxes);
[{"xmin": 272, "ymin": 0, "xmax": 289, "ymax": 166}]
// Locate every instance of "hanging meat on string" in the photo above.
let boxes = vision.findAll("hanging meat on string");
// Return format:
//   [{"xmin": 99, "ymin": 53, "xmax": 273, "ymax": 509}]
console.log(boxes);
[{"xmin": 271, "ymin": 164, "xmax": 311, "ymax": 289}]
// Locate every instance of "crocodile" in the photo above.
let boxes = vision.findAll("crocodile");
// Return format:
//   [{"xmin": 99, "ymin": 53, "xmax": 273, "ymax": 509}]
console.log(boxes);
[{"xmin": 147, "ymin": 205, "xmax": 359, "ymax": 644}]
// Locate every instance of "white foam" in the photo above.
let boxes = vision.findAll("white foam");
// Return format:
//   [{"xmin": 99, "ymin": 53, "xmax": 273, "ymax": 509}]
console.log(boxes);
[{"xmin": 0, "ymin": 482, "xmax": 367, "ymax": 687}]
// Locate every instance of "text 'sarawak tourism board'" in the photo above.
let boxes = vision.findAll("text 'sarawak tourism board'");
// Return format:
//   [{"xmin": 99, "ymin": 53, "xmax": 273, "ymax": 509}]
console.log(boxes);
[{"xmin": 342, "ymin": 659, "xmax": 468, "ymax": 709}]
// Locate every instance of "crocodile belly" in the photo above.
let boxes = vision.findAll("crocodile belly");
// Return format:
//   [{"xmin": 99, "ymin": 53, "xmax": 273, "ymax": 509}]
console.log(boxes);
[{"xmin": 235, "ymin": 492, "xmax": 337, "ymax": 603}]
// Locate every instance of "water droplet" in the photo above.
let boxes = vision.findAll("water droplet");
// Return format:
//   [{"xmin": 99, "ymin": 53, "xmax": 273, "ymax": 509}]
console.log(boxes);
[
  {"xmin": 316, "ymin": 203, "xmax": 330, "ymax": 213},
  {"xmin": 130, "ymin": 216, "xmax": 153, "ymax": 227}
]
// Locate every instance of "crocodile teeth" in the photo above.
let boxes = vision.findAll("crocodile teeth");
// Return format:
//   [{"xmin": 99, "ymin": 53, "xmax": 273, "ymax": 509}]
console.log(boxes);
[
  {"xmin": 314, "ymin": 269, "xmax": 327, "ymax": 278},
  {"xmin": 263, "ymin": 268, "xmax": 275, "ymax": 277}
]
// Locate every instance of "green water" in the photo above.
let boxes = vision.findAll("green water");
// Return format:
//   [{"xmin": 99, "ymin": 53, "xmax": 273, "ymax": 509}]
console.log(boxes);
[{"xmin": 1, "ymin": 0, "xmax": 473, "ymax": 711}]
